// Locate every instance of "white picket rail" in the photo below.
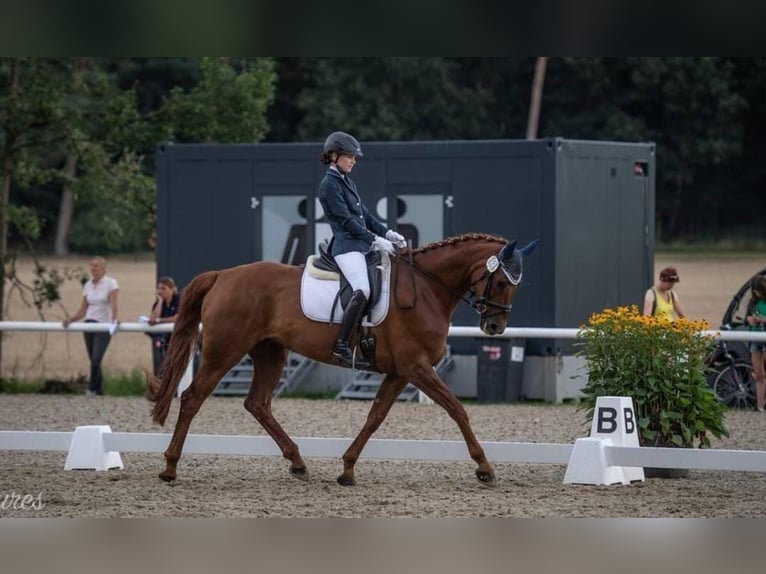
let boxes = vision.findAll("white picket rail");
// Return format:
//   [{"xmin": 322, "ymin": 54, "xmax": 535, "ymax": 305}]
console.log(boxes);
[{"xmin": 2, "ymin": 428, "xmax": 766, "ymax": 473}]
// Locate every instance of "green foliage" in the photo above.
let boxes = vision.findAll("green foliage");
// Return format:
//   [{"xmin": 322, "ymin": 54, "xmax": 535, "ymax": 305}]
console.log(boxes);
[
  {"xmin": 0, "ymin": 371, "xmax": 147, "ymax": 396},
  {"xmin": 4, "ymin": 257, "xmax": 86, "ymax": 312},
  {"xmin": 0, "ymin": 377, "xmax": 43, "ymax": 393},
  {"xmin": 4, "ymin": 56, "xmax": 766, "ymax": 257},
  {"xmin": 295, "ymin": 58, "xmax": 491, "ymax": 141},
  {"xmin": 163, "ymin": 57, "xmax": 276, "ymax": 143},
  {"xmin": 69, "ymin": 146, "xmax": 155, "ymax": 253},
  {"xmin": 1, "ymin": 58, "xmax": 157, "ymax": 254},
  {"xmin": 575, "ymin": 305, "xmax": 729, "ymax": 448},
  {"xmin": 103, "ymin": 370, "xmax": 148, "ymax": 396}
]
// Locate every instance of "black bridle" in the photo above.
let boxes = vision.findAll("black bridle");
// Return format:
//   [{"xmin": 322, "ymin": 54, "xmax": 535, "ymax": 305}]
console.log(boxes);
[
  {"xmin": 403, "ymin": 251, "xmax": 521, "ymax": 322},
  {"xmin": 468, "ymin": 254, "xmax": 522, "ymax": 319}
]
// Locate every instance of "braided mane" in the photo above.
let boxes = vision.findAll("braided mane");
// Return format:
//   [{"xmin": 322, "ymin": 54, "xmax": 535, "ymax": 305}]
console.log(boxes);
[{"xmin": 413, "ymin": 233, "xmax": 508, "ymax": 254}]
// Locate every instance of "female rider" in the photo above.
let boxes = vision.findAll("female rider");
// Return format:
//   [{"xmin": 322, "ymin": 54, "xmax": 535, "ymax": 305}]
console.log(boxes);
[{"xmin": 318, "ymin": 131, "xmax": 405, "ymax": 368}]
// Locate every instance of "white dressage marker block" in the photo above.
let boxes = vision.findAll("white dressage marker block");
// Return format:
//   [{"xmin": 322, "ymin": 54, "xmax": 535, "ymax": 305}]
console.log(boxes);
[
  {"xmin": 563, "ymin": 437, "xmax": 627, "ymax": 485},
  {"xmin": 588, "ymin": 395, "xmax": 644, "ymax": 483},
  {"xmin": 64, "ymin": 425, "xmax": 124, "ymax": 471},
  {"xmin": 564, "ymin": 396, "xmax": 645, "ymax": 485}
]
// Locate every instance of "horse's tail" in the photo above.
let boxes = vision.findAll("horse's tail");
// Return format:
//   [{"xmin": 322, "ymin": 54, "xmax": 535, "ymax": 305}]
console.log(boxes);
[{"xmin": 150, "ymin": 270, "xmax": 220, "ymax": 426}]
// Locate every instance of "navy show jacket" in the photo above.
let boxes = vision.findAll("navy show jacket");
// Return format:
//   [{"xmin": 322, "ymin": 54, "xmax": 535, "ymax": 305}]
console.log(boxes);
[{"xmin": 318, "ymin": 167, "xmax": 388, "ymax": 256}]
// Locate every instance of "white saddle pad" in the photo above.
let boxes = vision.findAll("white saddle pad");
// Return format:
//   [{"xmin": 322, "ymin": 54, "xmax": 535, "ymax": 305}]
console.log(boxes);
[{"xmin": 300, "ymin": 252, "xmax": 391, "ymax": 326}]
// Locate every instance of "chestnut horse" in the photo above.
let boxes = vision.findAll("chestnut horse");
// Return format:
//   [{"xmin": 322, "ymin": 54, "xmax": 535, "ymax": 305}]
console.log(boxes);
[{"xmin": 148, "ymin": 233, "xmax": 537, "ymax": 486}]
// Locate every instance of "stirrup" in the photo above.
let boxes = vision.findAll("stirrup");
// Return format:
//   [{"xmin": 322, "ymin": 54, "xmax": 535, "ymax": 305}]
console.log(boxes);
[{"xmin": 332, "ymin": 345, "xmax": 370, "ymax": 369}]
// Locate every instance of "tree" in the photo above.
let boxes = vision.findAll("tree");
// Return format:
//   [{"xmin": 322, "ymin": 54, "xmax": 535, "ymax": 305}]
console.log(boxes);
[
  {"xmin": 0, "ymin": 58, "xmax": 158, "ymax": 375},
  {"xmin": 291, "ymin": 58, "xmax": 491, "ymax": 141},
  {"xmin": 0, "ymin": 58, "xmax": 72, "ymax": 372},
  {"xmin": 526, "ymin": 57, "xmax": 547, "ymax": 140},
  {"xmin": 162, "ymin": 57, "xmax": 276, "ymax": 143},
  {"xmin": 50, "ymin": 58, "xmax": 156, "ymax": 255},
  {"xmin": 540, "ymin": 58, "xmax": 747, "ymax": 239}
]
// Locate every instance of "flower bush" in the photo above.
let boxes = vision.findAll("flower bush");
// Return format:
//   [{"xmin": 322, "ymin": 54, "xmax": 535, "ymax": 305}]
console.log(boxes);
[{"xmin": 575, "ymin": 305, "xmax": 729, "ymax": 448}]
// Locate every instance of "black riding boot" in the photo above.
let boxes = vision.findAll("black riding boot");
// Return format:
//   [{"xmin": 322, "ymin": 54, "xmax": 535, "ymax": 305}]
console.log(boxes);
[{"xmin": 332, "ymin": 290, "xmax": 371, "ymax": 369}]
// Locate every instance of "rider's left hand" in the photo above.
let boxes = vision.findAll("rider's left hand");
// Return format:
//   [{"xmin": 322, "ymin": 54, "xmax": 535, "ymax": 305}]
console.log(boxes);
[{"xmin": 385, "ymin": 229, "xmax": 407, "ymax": 248}]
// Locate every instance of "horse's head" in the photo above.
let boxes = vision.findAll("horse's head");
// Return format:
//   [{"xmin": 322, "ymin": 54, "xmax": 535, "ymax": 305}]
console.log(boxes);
[{"xmin": 473, "ymin": 239, "xmax": 539, "ymax": 335}]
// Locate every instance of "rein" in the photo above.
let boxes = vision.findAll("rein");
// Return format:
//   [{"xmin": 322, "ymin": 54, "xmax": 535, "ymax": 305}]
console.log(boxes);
[{"xmin": 393, "ymin": 244, "xmax": 417, "ymax": 309}]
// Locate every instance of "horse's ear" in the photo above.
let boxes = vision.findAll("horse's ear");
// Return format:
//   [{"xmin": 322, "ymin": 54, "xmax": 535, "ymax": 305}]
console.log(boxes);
[
  {"xmin": 519, "ymin": 239, "xmax": 539, "ymax": 257},
  {"xmin": 499, "ymin": 240, "xmax": 518, "ymax": 261}
]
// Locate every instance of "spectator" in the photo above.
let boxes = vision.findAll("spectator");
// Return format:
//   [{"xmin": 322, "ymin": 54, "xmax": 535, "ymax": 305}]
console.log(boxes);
[
  {"xmin": 62, "ymin": 256, "xmax": 119, "ymax": 395},
  {"xmin": 148, "ymin": 276, "xmax": 180, "ymax": 376},
  {"xmin": 746, "ymin": 275, "xmax": 766, "ymax": 412},
  {"xmin": 643, "ymin": 266, "xmax": 686, "ymax": 322}
]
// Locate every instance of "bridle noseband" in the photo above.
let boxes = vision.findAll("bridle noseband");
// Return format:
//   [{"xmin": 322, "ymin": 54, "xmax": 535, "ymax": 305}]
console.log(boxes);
[{"xmin": 468, "ymin": 254, "xmax": 522, "ymax": 320}]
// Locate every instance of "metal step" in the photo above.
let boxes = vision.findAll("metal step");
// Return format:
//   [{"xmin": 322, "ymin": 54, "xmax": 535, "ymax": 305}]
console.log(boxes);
[
  {"xmin": 334, "ymin": 347, "xmax": 455, "ymax": 401},
  {"xmin": 274, "ymin": 354, "xmax": 316, "ymax": 397},
  {"xmin": 213, "ymin": 353, "xmax": 315, "ymax": 396}
]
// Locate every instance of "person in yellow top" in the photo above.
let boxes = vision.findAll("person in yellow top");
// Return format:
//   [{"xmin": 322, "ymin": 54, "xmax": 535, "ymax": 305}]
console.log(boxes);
[{"xmin": 643, "ymin": 266, "xmax": 686, "ymax": 322}]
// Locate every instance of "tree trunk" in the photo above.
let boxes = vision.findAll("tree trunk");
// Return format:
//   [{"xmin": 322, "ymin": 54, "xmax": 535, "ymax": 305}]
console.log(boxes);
[
  {"xmin": 0, "ymin": 153, "xmax": 10, "ymax": 375},
  {"xmin": 526, "ymin": 57, "xmax": 547, "ymax": 140},
  {"xmin": 0, "ymin": 61, "xmax": 20, "ymax": 376},
  {"xmin": 54, "ymin": 153, "xmax": 77, "ymax": 255}
]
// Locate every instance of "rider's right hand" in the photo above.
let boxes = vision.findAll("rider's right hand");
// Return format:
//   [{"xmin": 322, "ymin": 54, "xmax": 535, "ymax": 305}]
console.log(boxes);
[{"xmin": 372, "ymin": 236, "xmax": 396, "ymax": 255}]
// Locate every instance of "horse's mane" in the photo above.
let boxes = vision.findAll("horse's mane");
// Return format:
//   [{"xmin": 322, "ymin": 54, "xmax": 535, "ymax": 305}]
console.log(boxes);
[{"xmin": 412, "ymin": 233, "xmax": 509, "ymax": 254}]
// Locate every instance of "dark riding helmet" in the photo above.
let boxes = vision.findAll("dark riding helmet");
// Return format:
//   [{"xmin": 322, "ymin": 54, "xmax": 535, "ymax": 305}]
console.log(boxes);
[{"xmin": 323, "ymin": 131, "xmax": 363, "ymax": 157}]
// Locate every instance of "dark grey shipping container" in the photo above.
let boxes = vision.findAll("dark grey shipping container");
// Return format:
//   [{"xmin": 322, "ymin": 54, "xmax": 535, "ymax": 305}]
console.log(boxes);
[{"xmin": 156, "ymin": 137, "xmax": 655, "ymax": 361}]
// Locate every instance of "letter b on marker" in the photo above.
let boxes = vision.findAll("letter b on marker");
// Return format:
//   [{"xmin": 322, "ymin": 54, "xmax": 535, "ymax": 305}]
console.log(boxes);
[
  {"xmin": 596, "ymin": 407, "xmax": 617, "ymax": 433},
  {"xmin": 590, "ymin": 396, "xmax": 640, "ymax": 448}
]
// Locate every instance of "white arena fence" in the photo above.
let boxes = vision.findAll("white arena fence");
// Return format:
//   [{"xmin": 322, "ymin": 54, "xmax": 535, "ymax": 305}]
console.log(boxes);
[
  {"xmin": 1, "ymin": 322, "xmax": 766, "ymax": 485},
  {"xmin": 2, "ymin": 425, "xmax": 766, "ymax": 486}
]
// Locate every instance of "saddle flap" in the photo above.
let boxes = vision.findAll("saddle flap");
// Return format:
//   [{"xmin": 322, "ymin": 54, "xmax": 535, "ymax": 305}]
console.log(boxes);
[{"xmin": 317, "ymin": 241, "xmax": 338, "ymax": 272}]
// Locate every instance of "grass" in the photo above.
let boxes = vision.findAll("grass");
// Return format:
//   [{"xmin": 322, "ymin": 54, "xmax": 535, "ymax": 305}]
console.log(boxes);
[
  {"xmin": 103, "ymin": 370, "xmax": 149, "ymax": 396},
  {"xmin": 0, "ymin": 369, "xmax": 148, "ymax": 396}
]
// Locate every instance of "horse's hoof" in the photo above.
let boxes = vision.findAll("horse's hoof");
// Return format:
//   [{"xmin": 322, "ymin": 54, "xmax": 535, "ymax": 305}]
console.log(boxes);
[
  {"xmin": 158, "ymin": 471, "xmax": 176, "ymax": 483},
  {"xmin": 475, "ymin": 470, "xmax": 496, "ymax": 485},
  {"xmin": 290, "ymin": 465, "xmax": 310, "ymax": 481},
  {"xmin": 337, "ymin": 474, "xmax": 356, "ymax": 487}
]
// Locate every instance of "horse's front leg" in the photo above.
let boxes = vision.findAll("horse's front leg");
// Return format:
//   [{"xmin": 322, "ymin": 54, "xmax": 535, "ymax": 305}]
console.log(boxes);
[
  {"xmin": 407, "ymin": 363, "xmax": 495, "ymax": 484},
  {"xmin": 243, "ymin": 341, "xmax": 308, "ymax": 480},
  {"xmin": 338, "ymin": 374, "xmax": 408, "ymax": 486}
]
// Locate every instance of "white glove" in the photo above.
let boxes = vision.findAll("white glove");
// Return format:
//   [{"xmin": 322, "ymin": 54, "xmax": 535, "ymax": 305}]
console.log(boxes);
[
  {"xmin": 372, "ymin": 235, "xmax": 396, "ymax": 255},
  {"xmin": 385, "ymin": 229, "xmax": 407, "ymax": 248}
]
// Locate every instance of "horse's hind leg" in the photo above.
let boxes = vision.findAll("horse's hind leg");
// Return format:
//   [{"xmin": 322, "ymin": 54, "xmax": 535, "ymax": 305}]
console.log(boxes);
[
  {"xmin": 242, "ymin": 341, "xmax": 308, "ymax": 480},
  {"xmin": 159, "ymin": 355, "xmax": 241, "ymax": 482},
  {"xmin": 407, "ymin": 363, "xmax": 495, "ymax": 484},
  {"xmin": 338, "ymin": 374, "xmax": 409, "ymax": 486}
]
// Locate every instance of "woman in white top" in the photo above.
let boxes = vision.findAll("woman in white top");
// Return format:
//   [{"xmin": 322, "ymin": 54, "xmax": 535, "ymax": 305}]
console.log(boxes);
[{"xmin": 63, "ymin": 256, "xmax": 120, "ymax": 395}]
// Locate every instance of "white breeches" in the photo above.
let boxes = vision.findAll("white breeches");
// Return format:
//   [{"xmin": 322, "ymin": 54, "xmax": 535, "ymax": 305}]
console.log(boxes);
[{"xmin": 334, "ymin": 251, "xmax": 370, "ymax": 299}]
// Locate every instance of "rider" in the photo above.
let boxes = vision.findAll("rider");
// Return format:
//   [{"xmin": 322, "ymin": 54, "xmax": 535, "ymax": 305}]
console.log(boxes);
[{"xmin": 318, "ymin": 131, "xmax": 406, "ymax": 368}]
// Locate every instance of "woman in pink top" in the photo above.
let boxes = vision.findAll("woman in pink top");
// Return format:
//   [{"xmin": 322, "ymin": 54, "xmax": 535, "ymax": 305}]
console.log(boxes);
[{"xmin": 63, "ymin": 256, "xmax": 120, "ymax": 395}]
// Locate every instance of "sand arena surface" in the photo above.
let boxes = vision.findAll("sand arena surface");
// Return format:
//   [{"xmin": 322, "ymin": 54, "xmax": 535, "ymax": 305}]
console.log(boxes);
[{"xmin": 2, "ymin": 395, "xmax": 766, "ymax": 517}]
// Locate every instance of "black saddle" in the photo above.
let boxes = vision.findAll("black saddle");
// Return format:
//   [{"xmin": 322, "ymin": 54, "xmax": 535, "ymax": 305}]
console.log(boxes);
[{"xmin": 315, "ymin": 242, "xmax": 384, "ymax": 313}]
